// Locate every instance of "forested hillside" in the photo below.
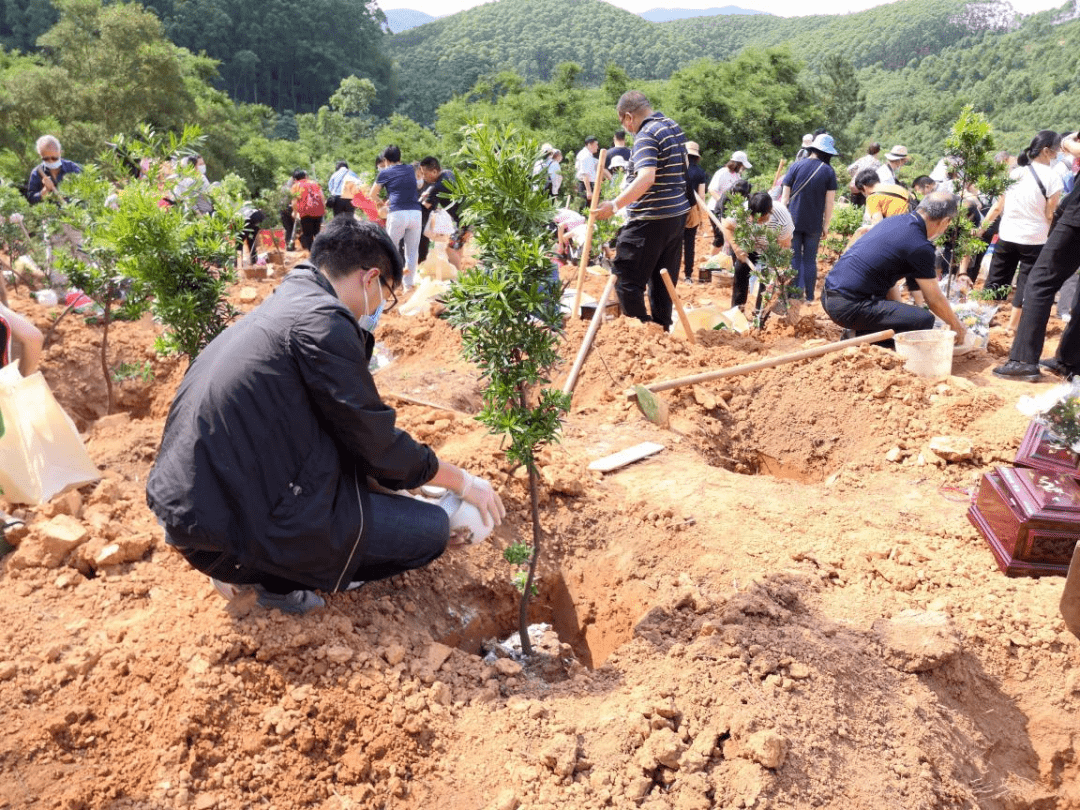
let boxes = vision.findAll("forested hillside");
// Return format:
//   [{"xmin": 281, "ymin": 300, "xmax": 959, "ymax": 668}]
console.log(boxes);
[
  {"xmin": 662, "ymin": 0, "xmax": 1016, "ymax": 71},
  {"xmin": 0, "ymin": 0, "xmax": 59, "ymax": 52},
  {"xmin": 121, "ymin": 0, "xmax": 395, "ymax": 115},
  {"xmin": 387, "ymin": 0, "xmax": 697, "ymax": 124},
  {"xmin": 852, "ymin": 6, "xmax": 1080, "ymax": 154},
  {"xmin": 387, "ymin": 0, "xmax": 1024, "ymax": 124}
]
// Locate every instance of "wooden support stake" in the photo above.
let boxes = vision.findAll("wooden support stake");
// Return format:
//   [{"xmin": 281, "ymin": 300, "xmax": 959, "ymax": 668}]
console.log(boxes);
[
  {"xmin": 563, "ymin": 273, "xmax": 617, "ymax": 403},
  {"xmin": 572, "ymin": 148, "xmax": 608, "ymax": 319},
  {"xmin": 626, "ymin": 329, "xmax": 896, "ymax": 398},
  {"xmin": 659, "ymin": 268, "xmax": 695, "ymax": 344}
]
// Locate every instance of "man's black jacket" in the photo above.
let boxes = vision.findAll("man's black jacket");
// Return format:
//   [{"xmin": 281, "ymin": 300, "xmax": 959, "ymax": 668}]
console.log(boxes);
[{"xmin": 146, "ymin": 265, "xmax": 438, "ymax": 591}]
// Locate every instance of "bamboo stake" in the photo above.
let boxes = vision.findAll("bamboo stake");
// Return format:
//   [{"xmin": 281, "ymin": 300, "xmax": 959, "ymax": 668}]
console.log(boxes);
[
  {"xmin": 626, "ymin": 329, "xmax": 896, "ymax": 398},
  {"xmin": 659, "ymin": 268, "xmax": 695, "ymax": 344},
  {"xmin": 563, "ymin": 273, "xmax": 617, "ymax": 402},
  {"xmin": 571, "ymin": 148, "xmax": 608, "ymax": 319}
]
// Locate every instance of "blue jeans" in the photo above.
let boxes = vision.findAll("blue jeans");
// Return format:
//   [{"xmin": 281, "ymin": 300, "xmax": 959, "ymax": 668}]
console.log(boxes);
[{"xmin": 792, "ymin": 230, "xmax": 822, "ymax": 301}]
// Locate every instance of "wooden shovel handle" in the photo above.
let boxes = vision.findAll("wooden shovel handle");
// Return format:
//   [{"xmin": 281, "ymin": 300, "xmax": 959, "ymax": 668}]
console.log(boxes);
[
  {"xmin": 572, "ymin": 149, "xmax": 608, "ymax": 319},
  {"xmin": 563, "ymin": 273, "xmax": 617, "ymax": 402},
  {"xmin": 625, "ymin": 329, "xmax": 896, "ymax": 397},
  {"xmin": 659, "ymin": 268, "xmax": 695, "ymax": 344}
]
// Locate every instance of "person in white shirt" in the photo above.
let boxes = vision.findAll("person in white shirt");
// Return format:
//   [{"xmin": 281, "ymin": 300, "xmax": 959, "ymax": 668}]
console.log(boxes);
[
  {"xmin": 876, "ymin": 145, "xmax": 909, "ymax": 185},
  {"xmin": 982, "ymin": 130, "xmax": 1064, "ymax": 332},
  {"xmin": 575, "ymin": 137, "xmax": 603, "ymax": 203}
]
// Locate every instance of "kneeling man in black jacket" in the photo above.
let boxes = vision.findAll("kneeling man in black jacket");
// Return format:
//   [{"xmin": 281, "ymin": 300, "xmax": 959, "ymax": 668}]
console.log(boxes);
[{"xmin": 147, "ymin": 217, "xmax": 505, "ymax": 614}]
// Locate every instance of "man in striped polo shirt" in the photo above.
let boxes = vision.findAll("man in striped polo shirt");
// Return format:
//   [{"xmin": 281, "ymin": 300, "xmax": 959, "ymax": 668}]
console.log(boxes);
[{"xmin": 595, "ymin": 90, "xmax": 690, "ymax": 327}]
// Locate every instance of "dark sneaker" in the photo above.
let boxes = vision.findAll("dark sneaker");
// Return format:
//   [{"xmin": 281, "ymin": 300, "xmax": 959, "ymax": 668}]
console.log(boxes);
[
  {"xmin": 1039, "ymin": 358, "xmax": 1077, "ymax": 380},
  {"xmin": 210, "ymin": 577, "xmax": 325, "ymax": 615},
  {"xmin": 254, "ymin": 588, "xmax": 325, "ymax": 615},
  {"xmin": 992, "ymin": 360, "xmax": 1043, "ymax": 382}
]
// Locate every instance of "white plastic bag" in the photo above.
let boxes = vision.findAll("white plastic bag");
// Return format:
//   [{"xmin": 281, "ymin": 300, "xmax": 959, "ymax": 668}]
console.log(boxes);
[
  {"xmin": 0, "ymin": 362, "xmax": 100, "ymax": 504},
  {"xmin": 426, "ymin": 208, "xmax": 455, "ymax": 238}
]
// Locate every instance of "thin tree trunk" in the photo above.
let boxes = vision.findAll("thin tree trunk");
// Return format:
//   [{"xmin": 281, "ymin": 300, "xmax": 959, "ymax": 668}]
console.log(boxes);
[
  {"xmin": 101, "ymin": 283, "xmax": 114, "ymax": 415},
  {"xmin": 519, "ymin": 463, "xmax": 542, "ymax": 657}
]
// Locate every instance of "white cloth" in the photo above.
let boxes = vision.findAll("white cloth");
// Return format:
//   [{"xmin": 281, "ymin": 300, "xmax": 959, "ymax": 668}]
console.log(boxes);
[
  {"xmin": 708, "ymin": 167, "xmax": 740, "ymax": 198},
  {"xmin": 876, "ymin": 163, "xmax": 897, "ymax": 185},
  {"xmin": 846, "ymin": 154, "xmax": 880, "ymax": 178},
  {"xmin": 999, "ymin": 163, "xmax": 1064, "ymax": 245},
  {"xmin": 575, "ymin": 147, "xmax": 598, "ymax": 182}
]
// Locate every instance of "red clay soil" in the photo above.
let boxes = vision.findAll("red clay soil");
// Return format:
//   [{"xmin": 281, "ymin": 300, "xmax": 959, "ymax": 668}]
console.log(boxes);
[{"xmin": 0, "ymin": 244, "xmax": 1077, "ymax": 810}]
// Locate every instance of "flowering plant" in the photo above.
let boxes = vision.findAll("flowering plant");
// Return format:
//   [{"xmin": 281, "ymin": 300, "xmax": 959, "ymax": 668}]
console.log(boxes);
[{"xmin": 1017, "ymin": 381, "xmax": 1080, "ymax": 453}]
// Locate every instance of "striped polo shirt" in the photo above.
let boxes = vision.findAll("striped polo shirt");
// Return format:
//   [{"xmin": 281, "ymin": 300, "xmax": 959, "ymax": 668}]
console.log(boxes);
[{"xmin": 627, "ymin": 112, "xmax": 691, "ymax": 221}]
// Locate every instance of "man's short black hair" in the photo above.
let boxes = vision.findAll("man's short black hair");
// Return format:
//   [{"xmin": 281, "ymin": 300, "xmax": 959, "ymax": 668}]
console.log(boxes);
[
  {"xmin": 748, "ymin": 192, "xmax": 773, "ymax": 217},
  {"xmin": 292, "ymin": 169, "xmax": 307, "ymax": 180},
  {"xmin": 731, "ymin": 179, "xmax": 752, "ymax": 198},
  {"xmin": 335, "ymin": 160, "xmax": 349, "ymax": 170},
  {"xmin": 584, "ymin": 136, "xmax": 598, "ymax": 145},
  {"xmin": 383, "ymin": 144, "xmax": 402, "ymax": 163},
  {"xmin": 855, "ymin": 168, "xmax": 879, "ymax": 191},
  {"xmin": 309, "ymin": 217, "xmax": 404, "ymax": 287},
  {"xmin": 614, "ymin": 130, "xmax": 626, "ymax": 141},
  {"xmin": 912, "ymin": 175, "xmax": 936, "ymax": 192},
  {"xmin": 419, "ymin": 156, "xmax": 441, "ymax": 171}
]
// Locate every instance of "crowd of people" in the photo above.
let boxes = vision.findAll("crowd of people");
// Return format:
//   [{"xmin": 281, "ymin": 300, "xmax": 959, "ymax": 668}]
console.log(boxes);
[{"xmin": 10, "ymin": 108, "xmax": 1080, "ymax": 616}]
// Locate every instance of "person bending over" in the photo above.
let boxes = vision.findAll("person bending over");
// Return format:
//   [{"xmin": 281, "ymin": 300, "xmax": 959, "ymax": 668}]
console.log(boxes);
[
  {"xmin": 821, "ymin": 192, "xmax": 966, "ymax": 346},
  {"xmin": 147, "ymin": 217, "xmax": 505, "ymax": 614}
]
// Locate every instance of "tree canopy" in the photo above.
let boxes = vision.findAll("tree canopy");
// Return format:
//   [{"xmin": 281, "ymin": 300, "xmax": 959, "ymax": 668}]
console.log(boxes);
[{"xmin": 140, "ymin": 0, "xmax": 396, "ymax": 115}]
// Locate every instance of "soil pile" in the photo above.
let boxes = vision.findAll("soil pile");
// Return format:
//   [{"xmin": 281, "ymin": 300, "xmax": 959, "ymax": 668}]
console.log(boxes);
[{"xmin": 0, "ymin": 260, "xmax": 1077, "ymax": 810}]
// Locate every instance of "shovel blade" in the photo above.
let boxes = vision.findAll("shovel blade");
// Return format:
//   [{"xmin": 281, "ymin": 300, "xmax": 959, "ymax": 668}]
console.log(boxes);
[
  {"xmin": 1062, "ymin": 542, "xmax": 1080, "ymax": 641},
  {"xmin": 633, "ymin": 384, "xmax": 669, "ymax": 428}
]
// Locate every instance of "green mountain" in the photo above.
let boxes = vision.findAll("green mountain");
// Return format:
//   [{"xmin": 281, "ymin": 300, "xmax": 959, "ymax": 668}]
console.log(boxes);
[
  {"xmin": 388, "ymin": 0, "xmax": 697, "ymax": 124},
  {"xmin": 661, "ymin": 0, "xmax": 1014, "ymax": 71},
  {"xmin": 388, "ymin": 0, "xmax": 1020, "ymax": 125}
]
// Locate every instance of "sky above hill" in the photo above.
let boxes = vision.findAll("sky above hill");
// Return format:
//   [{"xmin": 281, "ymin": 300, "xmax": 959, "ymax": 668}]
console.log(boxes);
[{"xmin": 376, "ymin": 0, "xmax": 1063, "ymax": 18}]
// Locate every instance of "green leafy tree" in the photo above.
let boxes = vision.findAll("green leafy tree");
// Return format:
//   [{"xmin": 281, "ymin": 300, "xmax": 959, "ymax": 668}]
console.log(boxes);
[
  {"xmin": 441, "ymin": 123, "xmax": 567, "ymax": 656},
  {"xmin": 817, "ymin": 55, "xmax": 863, "ymax": 156},
  {"xmin": 938, "ymin": 104, "xmax": 1013, "ymax": 296},
  {"xmin": 0, "ymin": 0, "xmax": 59, "ymax": 52},
  {"xmin": 728, "ymin": 193, "xmax": 796, "ymax": 328},
  {"xmin": 54, "ymin": 166, "xmax": 153, "ymax": 414},
  {"xmin": 143, "ymin": 0, "xmax": 395, "ymax": 115}
]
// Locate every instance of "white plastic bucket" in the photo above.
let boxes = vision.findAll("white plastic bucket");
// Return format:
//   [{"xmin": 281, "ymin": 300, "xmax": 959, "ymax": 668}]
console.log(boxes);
[{"xmin": 895, "ymin": 329, "xmax": 955, "ymax": 378}]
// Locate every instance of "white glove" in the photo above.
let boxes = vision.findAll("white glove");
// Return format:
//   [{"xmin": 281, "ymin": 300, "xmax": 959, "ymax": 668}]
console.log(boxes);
[{"xmin": 458, "ymin": 472, "xmax": 506, "ymax": 529}]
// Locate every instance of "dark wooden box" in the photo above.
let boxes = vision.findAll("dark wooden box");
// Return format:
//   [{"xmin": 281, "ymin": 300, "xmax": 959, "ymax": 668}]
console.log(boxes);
[
  {"xmin": 967, "ymin": 465, "xmax": 1080, "ymax": 577},
  {"xmin": 1014, "ymin": 421, "xmax": 1080, "ymax": 479}
]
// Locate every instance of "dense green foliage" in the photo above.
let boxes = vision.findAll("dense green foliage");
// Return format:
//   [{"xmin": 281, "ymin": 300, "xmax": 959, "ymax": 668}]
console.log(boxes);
[
  {"xmin": 388, "ymin": 0, "xmax": 696, "ymax": 124},
  {"xmin": 137, "ymin": 0, "xmax": 395, "ymax": 115},
  {"xmin": 664, "ymin": 0, "xmax": 1014, "ymax": 71},
  {"xmin": 851, "ymin": 7, "xmax": 1080, "ymax": 156},
  {"xmin": 440, "ymin": 123, "xmax": 568, "ymax": 655},
  {"xmin": 0, "ymin": 0, "xmax": 58, "ymax": 52}
]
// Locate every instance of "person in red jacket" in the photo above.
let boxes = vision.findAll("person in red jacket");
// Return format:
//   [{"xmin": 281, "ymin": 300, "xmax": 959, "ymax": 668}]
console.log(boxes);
[{"xmin": 290, "ymin": 169, "xmax": 326, "ymax": 251}]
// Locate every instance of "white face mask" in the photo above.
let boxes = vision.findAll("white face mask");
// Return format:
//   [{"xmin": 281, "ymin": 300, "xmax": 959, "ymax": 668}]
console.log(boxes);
[
  {"xmin": 43, "ymin": 159, "xmax": 62, "ymax": 170},
  {"xmin": 197, "ymin": 163, "xmax": 207, "ymax": 175},
  {"xmin": 357, "ymin": 276, "xmax": 384, "ymax": 333}
]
